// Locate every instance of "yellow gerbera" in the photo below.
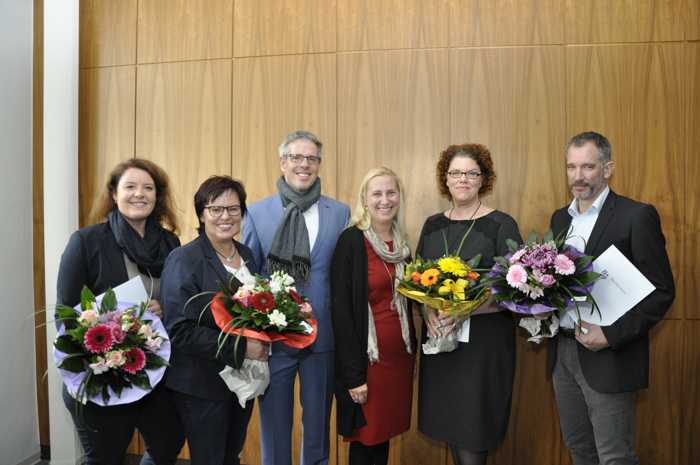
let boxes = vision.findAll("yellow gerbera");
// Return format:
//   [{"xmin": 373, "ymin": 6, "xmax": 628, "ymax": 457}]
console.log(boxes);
[{"xmin": 437, "ymin": 257, "xmax": 467, "ymax": 276}]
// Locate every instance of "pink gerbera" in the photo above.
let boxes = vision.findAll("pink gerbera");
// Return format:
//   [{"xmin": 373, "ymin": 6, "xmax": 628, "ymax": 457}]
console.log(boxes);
[
  {"xmin": 84, "ymin": 324, "xmax": 114, "ymax": 353},
  {"xmin": 122, "ymin": 348, "xmax": 146, "ymax": 374},
  {"xmin": 506, "ymin": 264, "xmax": 528, "ymax": 289},
  {"xmin": 554, "ymin": 254, "xmax": 576, "ymax": 275}
]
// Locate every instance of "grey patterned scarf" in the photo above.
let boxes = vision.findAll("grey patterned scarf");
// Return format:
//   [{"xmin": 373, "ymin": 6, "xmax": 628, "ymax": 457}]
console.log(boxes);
[
  {"xmin": 267, "ymin": 176, "xmax": 322, "ymax": 282},
  {"xmin": 363, "ymin": 226, "xmax": 412, "ymax": 363}
]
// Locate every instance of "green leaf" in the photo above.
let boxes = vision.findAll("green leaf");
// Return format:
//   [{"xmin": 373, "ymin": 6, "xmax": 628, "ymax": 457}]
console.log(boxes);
[
  {"xmin": 527, "ymin": 231, "xmax": 539, "ymax": 245},
  {"xmin": 100, "ymin": 288, "xmax": 117, "ymax": 313},
  {"xmin": 505, "ymin": 238, "xmax": 519, "ymax": 253},
  {"xmin": 576, "ymin": 271, "xmax": 602, "ymax": 286},
  {"xmin": 58, "ymin": 355, "xmax": 86, "ymax": 373},
  {"xmin": 543, "ymin": 230, "xmax": 554, "ymax": 242},
  {"xmin": 494, "ymin": 256, "xmax": 510, "ymax": 268},
  {"xmin": 54, "ymin": 334, "xmax": 83, "ymax": 354},
  {"xmin": 54, "ymin": 305, "xmax": 80, "ymax": 330},
  {"xmin": 80, "ymin": 286, "xmax": 96, "ymax": 311},
  {"xmin": 145, "ymin": 353, "xmax": 169, "ymax": 369},
  {"xmin": 575, "ymin": 255, "xmax": 593, "ymax": 270},
  {"xmin": 130, "ymin": 372, "xmax": 152, "ymax": 391},
  {"xmin": 466, "ymin": 254, "xmax": 482, "ymax": 268}
]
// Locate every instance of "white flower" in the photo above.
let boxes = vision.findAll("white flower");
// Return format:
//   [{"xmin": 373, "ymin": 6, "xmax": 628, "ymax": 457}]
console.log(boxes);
[
  {"xmin": 89, "ymin": 356, "xmax": 109, "ymax": 374},
  {"xmin": 145, "ymin": 336, "xmax": 163, "ymax": 351},
  {"xmin": 300, "ymin": 321, "xmax": 313, "ymax": 335},
  {"xmin": 105, "ymin": 350, "xmax": 126, "ymax": 368},
  {"xmin": 268, "ymin": 309, "xmax": 287, "ymax": 329},
  {"xmin": 270, "ymin": 271, "xmax": 295, "ymax": 293},
  {"xmin": 528, "ymin": 286, "xmax": 544, "ymax": 300},
  {"xmin": 138, "ymin": 323, "xmax": 155, "ymax": 339},
  {"xmin": 78, "ymin": 309, "xmax": 99, "ymax": 327}
]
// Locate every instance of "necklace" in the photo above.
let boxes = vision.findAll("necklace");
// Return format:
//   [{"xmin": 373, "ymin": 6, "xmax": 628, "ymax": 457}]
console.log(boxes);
[
  {"xmin": 213, "ymin": 244, "xmax": 238, "ymax": 262},
  {"xmin": 442, "ymin": 199, "xmax": 481, "ymax": 256},
  {"xmin": 381, "ymin": 257, "xmax": 396, "ymax": 309}
]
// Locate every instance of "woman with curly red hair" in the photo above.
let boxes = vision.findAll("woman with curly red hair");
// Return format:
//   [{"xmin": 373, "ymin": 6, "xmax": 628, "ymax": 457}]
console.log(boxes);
[{"xmin": 416, "ymin": 144, "xmax": 522, "ymax": 465}]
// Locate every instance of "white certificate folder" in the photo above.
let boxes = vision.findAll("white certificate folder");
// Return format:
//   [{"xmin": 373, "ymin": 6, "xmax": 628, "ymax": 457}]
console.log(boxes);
[{"xmin": 581, "ymin": 245, "xmax": 656, "ymax": 326}]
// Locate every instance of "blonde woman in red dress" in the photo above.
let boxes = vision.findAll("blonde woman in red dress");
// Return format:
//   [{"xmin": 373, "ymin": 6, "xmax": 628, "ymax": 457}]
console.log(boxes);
[{"xmin": 331, "ymin": 167, "xmax": 416, "ymax": 465}]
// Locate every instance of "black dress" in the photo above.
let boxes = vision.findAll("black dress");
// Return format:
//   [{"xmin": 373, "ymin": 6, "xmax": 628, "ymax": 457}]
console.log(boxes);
[{"xmin": 417, "ymin": 210, "xmax": 521, "ymax": 451}]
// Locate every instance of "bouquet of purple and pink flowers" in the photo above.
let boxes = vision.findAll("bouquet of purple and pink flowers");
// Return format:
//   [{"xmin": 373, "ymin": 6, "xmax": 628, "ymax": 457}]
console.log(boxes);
[
  {"xmin": 485, "ymin": 231, "xmax": 601, "ymax": 340},
  {"xmin": 54, "ymin": 287, "xmax": 170, "ymax": 405}
]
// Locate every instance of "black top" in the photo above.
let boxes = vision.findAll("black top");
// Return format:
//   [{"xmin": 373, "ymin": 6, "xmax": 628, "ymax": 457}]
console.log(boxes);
[
  {"xmin": 161, "ymin": 233, "xmax": 259, "ymax": 401},
  {"xmin": 57, "ymin": 222, "xmax": 180, "ymax": 307},
  {"xmin": 417, "ymin": 210, "xmax": 522, "ymax": 450},
  {"xmin": 549, "ymin": 190, "xmax": 675, "ymax": 393}
]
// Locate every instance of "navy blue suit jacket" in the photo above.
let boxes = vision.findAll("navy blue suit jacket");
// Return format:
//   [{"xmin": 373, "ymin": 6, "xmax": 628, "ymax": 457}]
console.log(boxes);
[{"xmin": 161, "ymin": 233, "xmax": 260, "ymax": 400}]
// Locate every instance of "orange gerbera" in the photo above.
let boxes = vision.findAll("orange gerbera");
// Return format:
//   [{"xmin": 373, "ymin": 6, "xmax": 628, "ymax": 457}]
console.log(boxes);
[
  {"xmin": 411, "ymin": 271, "xmax": 422, "ymax": 284},
  {"xmin": 420, "ymin": 268, "xmax": 440, "ymax": 286},
  {"xmin": 467, "ymin": 271, "xmax": 479, "ymax": 281}
]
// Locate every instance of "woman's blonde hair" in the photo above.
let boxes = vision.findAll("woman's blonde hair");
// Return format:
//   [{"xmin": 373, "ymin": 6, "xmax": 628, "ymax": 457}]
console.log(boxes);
[{"xmin": 349, "ymin": 167, "xmax": 408, "ymax": 240}]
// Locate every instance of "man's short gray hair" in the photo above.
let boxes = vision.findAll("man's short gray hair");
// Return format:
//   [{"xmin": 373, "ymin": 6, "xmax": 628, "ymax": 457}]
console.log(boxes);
[
  {"xmin": 278, "ymin": 130, "xmax": 323, "ymax": 159},
  {"xmin": 566, "ymin": 131, "xmax": 612, "ymax": 163}
]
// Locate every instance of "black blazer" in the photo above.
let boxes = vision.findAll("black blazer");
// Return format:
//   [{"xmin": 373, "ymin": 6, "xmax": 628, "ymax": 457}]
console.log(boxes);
[
  {"xmin": 56, "ymin": 222, "xmax": 180, "ymax": 307},
  {"xmin": 161, "ymin": 233, "xmax": 259, "ymax": 401},
  {"xmin": 330, "ymin": 226, "xmax": 415, "ymax": 436},
  {"xmin": 548, "ymin": 190, "xmax": 675, "ymax": 393}
]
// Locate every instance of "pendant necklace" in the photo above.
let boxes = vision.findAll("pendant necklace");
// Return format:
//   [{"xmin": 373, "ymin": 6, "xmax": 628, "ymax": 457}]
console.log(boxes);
[
  {"xmin": 442, "ymin": 199, "xmax": 481, "ymax": 257},
  {"xmin": 214, "ymin": 244, "xmax": 238, "ymax": 263}
]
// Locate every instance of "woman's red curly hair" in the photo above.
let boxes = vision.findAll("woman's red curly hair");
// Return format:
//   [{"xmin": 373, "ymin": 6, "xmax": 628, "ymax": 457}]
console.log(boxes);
[{"xmin": 436, "ymin": 143, "xmax": 496, "ymax": 200}]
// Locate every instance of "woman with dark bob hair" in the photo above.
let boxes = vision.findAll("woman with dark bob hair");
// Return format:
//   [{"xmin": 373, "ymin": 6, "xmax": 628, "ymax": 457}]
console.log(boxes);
[
  {"xmin": 160, "ymin": 175, "xmax": 269, "ymax": 465},
  {"xmin": 416, "ymin": 144, "xmax": 522, "ymax": 465},
  {"xmin": 56, "ymin": 158, "xmax": 185, "ymax": 464}
]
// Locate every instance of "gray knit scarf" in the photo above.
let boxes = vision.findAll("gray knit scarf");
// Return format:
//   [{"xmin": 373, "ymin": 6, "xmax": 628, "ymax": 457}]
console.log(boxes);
[
  {"xmin": 363, "ymin": 226, "xmax": 412, "ymax": 363},
  {"xmin": 267, "ymin": 177, "xmax": 322, "ymax": 282}
]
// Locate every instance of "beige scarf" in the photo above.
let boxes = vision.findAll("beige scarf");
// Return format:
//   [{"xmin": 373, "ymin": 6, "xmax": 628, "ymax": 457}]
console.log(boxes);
[{"xmin": 363, "ymin": 227, "xmax": 412, "ymax": 363}]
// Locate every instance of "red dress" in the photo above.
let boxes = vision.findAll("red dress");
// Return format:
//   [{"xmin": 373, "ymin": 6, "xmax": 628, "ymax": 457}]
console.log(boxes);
[{"xmin": 347, "ymin": 239, "xmax": 415, "ymax": 445}]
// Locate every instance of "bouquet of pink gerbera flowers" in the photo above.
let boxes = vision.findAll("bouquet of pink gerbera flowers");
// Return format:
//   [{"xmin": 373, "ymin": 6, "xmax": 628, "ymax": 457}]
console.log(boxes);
[
  {"xmin": 54, "ymin": 287, "xmax": 170, "ymax": 405},
  {"xmin": 486, "ymin": 231, "xmax": 601, "ymax": 341}
]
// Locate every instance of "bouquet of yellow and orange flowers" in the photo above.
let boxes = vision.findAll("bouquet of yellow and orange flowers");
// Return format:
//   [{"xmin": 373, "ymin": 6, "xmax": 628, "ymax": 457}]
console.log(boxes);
[
  {"xmin": 398, "ymin": 254, "xmax": 490, "ymax": 354},
  {"xmin": 398, "ymin": 255, "xmax": 490, "ymax": 316}
]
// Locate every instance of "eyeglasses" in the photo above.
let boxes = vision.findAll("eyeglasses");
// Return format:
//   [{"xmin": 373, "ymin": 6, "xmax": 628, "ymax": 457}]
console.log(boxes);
[
  {"xmin": 284, "ymin": 153, "xmax": 321, "ymax": 165},
  {"xmin": 204, "ymin": 205, "xmax": 242, "ymax": 217},
  {"xmin": 447, "ymin": 170, "xmax": 482, "ymax": 180}
]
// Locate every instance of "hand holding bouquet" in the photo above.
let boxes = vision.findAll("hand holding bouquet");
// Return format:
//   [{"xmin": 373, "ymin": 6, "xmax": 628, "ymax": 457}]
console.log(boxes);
[
  {"xmin": 205, "ymin": 271, "xmax": 316, "ymax": 406},
  {"xmin": 53, "ymin": 287, "xmax": 170, "ymax": 405},
  {"xmin": 486, "ymin": 231, "xmax": 601, "ymax": 342},
  {"xmin": 397, "ymin": 255, "xmax": 490, "ymax": 354}
]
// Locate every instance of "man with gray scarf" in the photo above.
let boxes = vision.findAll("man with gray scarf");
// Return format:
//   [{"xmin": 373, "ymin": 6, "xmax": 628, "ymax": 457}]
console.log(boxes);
[{"xmin": 243, "ymin": 130, "xmax": 350, "ymax": 465}]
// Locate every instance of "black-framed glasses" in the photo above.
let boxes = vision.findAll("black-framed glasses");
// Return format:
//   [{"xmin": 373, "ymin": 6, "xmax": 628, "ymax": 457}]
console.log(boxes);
[
  {"xmin": 204, "ymin": 205, "xmax": 242, "ymax": 217},
  {"xmin": 284, "ymin": 153, "xmax": 321, "ymax": 165},
  {"xmin": 447, "ymin": 170, "xmax": 482, "ymax": 180}
]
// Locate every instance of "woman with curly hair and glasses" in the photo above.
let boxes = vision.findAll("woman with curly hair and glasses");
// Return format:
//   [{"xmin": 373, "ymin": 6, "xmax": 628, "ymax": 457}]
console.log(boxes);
[{"xmin": 417, "ymin": 144, "xmax": 522, "ymax": 465}]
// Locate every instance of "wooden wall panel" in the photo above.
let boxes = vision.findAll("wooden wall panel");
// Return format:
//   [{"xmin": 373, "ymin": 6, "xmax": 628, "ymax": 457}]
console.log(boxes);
[
  {"xmin": 138, "ymin": 0, "xmax": 233, "ymax": 63},
  {"xmin": 566, "ymin": 44, "xmax": 685, "ymax": 319},
  {"xmin": 79, "ymin": 0, "xmax": 137, "ymax": 68},
  {"xmin": 234, "ymin": 0, "xmax": 336, "ymax": 57},
  {"xmin": 337, "ymin": 49, "xmax": 450, "ymax": 247},
  {"xmin": 450, "ymin": 0, "xmax": 564, "ymax": 47},
  {"xmin": 78, "ymin": 66, "xmax": 136, "ymax": 224},
  {"xmin": 232, "ymin": 53, "xmax": 337, "ymax": 201},
  {"xmin": 564, "ymin": 0, "xmax": 686, "ymax": 43},
  {"xmin": 451, "ymin": 46, "xmax": 567, "ymax": 235},
  {"xmin": 136, "ymin": 60, "xmax": 232, "ymax": 242},
  {"xmin": 337, "ymin": 0, "xmax": 448, "ymax": 51},
  {"xmin": 686, "ymin": 43, "xmax": 700, "ymax": 319},
  {"xmin": 635, "ymin": 321, "xmax": 683, "ymax": 465},
  {"xmin": 690, "ymin": 0, "xmax": 700, "ymax": 39},
  {"xmin": 681, "ymin": 321, "xmax": 700, "ymax": 465}
]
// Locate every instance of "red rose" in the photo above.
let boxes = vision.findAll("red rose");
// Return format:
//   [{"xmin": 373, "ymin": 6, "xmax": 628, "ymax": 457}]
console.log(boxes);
[
  {"xmin": 288, "ymin": 289, "xmax": 303, "ymax": 305},
  {"xmin": 250, "ymin": 291, "xmax": 275, "ymax": 313}
]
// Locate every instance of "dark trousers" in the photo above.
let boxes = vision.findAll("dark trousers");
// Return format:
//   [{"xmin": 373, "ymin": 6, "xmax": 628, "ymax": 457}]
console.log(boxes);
[
  {"xmin": 171, "ymin": 390, "xmax": 254, "ymax": 465},
  {"xmin": 348, "ymin": 441, "xmax": 389, "ymax": 465},
  {"xmin": 553, "ymin": 336, "xmax": 639, "ymax": 465},
  {"xmin": 63, "ymin": 384, "xmax": 185, "ymax": 465}
]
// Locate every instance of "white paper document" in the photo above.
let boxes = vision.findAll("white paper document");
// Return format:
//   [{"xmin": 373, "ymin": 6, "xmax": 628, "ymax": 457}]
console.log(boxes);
[
  {"xmin": 576, "ymin": 245, "xmax": 656, "ymax": 326},
  {"xmin": 97, "ymin": 276, "xmax": 149, "ymax": 305}
]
